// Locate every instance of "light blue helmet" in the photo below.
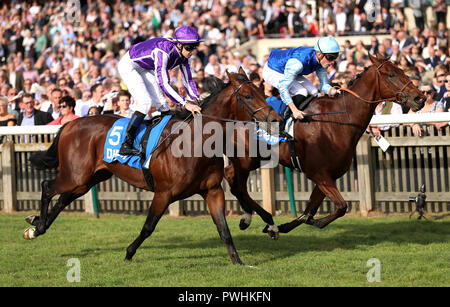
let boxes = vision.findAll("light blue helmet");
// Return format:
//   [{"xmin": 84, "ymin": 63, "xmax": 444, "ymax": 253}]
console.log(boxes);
[{"xmin": 314, "ymin": 36, "xmax": 340, "ymax": 54}]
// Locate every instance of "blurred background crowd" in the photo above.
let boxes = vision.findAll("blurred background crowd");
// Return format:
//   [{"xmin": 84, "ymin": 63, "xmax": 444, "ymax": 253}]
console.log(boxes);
[{"xmin": 0, "ymin": 0, "xmax": 449, "ymax": 136}]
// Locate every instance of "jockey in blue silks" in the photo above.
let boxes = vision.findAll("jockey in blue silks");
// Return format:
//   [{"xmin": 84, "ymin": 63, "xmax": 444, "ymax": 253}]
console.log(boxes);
[
  {"xmin": 117, "ymin": 26, "xmax": 203, "ymax": 156},
  {"xmin": 262, "ymin": 36, "xmax": 341, "ymax": 120}
]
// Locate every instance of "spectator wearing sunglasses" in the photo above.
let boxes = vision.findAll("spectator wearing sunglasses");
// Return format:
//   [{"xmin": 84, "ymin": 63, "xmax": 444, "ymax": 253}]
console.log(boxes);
[
  {"xmin": 438, "ymin": 74, "xmax": 450, "ymax": 112},
  {"xmin": 47, "ymin": 96, "xmax": 80, "ymax": 125},
  {"xmin": 408, "ymin": 82, "xmax": 445, "ymax": 136},
  {"xmin": 117, "ymin": 26, "xmax": 203, "ymax": 156},
  {"xmin": 262, "ymin": 36, "xmax": 341, "ymax": 121}
]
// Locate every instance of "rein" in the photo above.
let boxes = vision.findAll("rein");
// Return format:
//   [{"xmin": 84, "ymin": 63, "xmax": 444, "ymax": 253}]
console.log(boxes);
[
  {"xmin": 303, "ymin": 61, "xmax": 413, "ymax": 119},
  {"xmin": 149, "ymin": 79, "xmax": 274, "ymax": 155},
  {"xmin": 333, "ymin": 61, "xmax": 413, "ymax": 105}
]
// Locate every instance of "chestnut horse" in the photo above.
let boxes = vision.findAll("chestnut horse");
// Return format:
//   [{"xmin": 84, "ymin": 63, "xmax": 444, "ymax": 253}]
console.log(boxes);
[
  {"xmin": 224, "ymin": 54, "xmax": 426, "ymax": 237},
  {"xmin": 24, "ymin": 69, "xmax": 282, "ymax": 265}
]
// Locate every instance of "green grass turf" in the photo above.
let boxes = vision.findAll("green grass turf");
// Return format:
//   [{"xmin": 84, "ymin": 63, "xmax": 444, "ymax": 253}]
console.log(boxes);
[{"xmin": 0, "ymin": 212, "xmax": 449, "ymax": 287}]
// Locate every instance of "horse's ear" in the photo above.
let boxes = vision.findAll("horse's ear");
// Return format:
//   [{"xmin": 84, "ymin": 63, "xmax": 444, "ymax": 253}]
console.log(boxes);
[
  {"xmin": 238, "ymin": 66, "xmax": 248, "ymax": 80},
  {"xmin": 226, "ymin": 70, "xmax": 236, "ymax": 84},
  {"xmin": 377, "ymin": 53, "xmax": 391, "ymax": 62},
  {"xmin": 368, "ymin": 52, "xmax": 381, "ymax": 65}
]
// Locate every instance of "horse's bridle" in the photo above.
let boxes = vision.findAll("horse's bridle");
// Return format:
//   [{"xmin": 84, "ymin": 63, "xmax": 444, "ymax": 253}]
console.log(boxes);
[
  {"xmin": 232, "ymin": 80, "xmax": 273, "ymax": 122},
  {"xmin": 337, "ymin": 61, "xmax": 413, "ymax": 105}
]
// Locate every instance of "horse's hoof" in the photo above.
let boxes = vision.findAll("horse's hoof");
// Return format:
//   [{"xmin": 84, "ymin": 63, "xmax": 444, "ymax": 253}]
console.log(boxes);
[
  {"xmin": 239, "ymin": 219, "xmax": 250, "ymax": 230},
  {"xmin": 239, "ymin": 213, "xmax": 252, "ymax": 230},
  {"xmin": 263, "ymin": 224, "xmax": 279, "ymax": 240},
  {"xmin": 23, "ymin": 227, "xmax": 37, "ymax": 240},
  {"xmin": 25, "ymin": 215, "xmax": 36, "ymax": 225},
  {"xmin": 267, "ymin": 230, "xmax": 280, "ymax": 240}
]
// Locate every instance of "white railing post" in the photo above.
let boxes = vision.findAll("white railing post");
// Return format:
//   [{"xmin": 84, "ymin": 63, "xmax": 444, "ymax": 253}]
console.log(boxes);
[{"xmin": 1, "ymin": 141, "xmax": 17, "ymax": 213}]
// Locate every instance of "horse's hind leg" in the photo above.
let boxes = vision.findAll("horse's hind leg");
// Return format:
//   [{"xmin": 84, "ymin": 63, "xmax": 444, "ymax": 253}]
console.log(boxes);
[
  {"xmin": 277, "ymin": 185, "xmax": 325, "ymax": 233},
  {"xmin": 307, "ymin": 181, "xmax": 348, "ymax": 229},
  {"xmin": 25, "ymin": 180, "xmax": 57, "ymax": 238},
  {"xmin": 125, "ymin": 192, "xmax": 171, "ymax": 261},
  {"xmin": 24, "ymin": 190, "xmax": 88, "ymax": 239},
  {"xmin": 204, "ymin": 186, "xmax": 243, "ymax": 265},
  {"xmin": 25, "ymin": 170, "xmax": 113, "ymax": 239}
]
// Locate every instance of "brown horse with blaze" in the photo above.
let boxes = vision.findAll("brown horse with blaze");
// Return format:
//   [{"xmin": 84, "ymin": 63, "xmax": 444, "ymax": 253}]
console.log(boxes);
[{"xmin": 225, "ymin": 54, "xmax": 426, "ymax": 236}]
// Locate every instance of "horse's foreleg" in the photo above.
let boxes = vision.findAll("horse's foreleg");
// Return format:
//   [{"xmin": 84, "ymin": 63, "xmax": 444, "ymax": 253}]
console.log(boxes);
[
  {"xmin": 224, "ymin": 164, "xmax": 253, "ymax": 230},
  {"xmin": 204, "ymin": 186, "xmax": 243, "ymax": 265},
  {"xmin": 125, "ymin": 192, "xmax": 170, "ymax": 261},
  {"xmin": 224, "ymin": 163, "xmax": 276, "ymax": 234},
  {"xmin": 277, "ymin": 185, "xmax": 325, "ymax": 233}
]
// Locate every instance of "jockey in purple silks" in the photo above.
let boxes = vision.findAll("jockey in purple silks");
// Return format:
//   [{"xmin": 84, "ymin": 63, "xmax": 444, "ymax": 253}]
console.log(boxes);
[{"xmin": 117, "ymin": 26, "xmax": 203, "ymax": 156}]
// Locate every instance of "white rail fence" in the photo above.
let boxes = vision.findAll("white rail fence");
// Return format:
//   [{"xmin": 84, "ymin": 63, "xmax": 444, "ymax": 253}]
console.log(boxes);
[{"xmin": 1, "ymin": 113, "xmax": 449, "ymax": 216}]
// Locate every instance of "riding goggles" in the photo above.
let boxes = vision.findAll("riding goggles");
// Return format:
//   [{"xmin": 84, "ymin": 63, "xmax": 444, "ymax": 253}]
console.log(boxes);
[
  {"xmin": 183, "ymin": 43, "xmax": 199, "ymax": 51},
  {"xmin": 324, "ymin": 53, "xmax": 339, "ymax": 61}
]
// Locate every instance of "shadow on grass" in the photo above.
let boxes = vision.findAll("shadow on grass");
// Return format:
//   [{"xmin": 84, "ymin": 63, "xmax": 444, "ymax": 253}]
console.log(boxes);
[{"xmin": 61, "ymin": 219, "xmax": 450, "ymax": 265}]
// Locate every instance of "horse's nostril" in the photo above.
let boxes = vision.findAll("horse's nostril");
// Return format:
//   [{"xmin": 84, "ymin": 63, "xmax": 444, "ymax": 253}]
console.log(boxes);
[{"xmin": 414, "ymin": 96, "xmax": 426, "ymax": 105}]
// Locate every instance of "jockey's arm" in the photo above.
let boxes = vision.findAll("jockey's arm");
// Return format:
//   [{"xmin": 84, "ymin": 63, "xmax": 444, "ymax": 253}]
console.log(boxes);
[
  {"xmin": 155, "ymin": 50, "xmax": 188, "ymax": 106},
  {"xmin": 180, "ymin": 62, "xmax": 201, "ymax": 101},
  {"xmin": 279, "ymin": 58, "xmax": 305, "ymax": 119},
  {"xmin": 316, "ymin": 67, "xmax": 339, "ymax": 96}
]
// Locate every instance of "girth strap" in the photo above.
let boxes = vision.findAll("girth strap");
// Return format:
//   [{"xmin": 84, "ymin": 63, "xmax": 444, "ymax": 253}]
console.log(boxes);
[{"xmin": 138, "ymin": 116, "xmax": 166, "ymax": 192}]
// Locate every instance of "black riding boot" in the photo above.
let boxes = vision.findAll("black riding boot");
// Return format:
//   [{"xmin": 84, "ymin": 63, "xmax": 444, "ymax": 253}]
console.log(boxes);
[{"xmin": 119, "ymin": 111, "xmax": 146, "ymax": 156}]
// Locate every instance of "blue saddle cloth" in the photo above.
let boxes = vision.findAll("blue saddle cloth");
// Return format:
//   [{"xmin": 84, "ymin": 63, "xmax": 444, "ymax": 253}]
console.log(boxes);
[
  {"xmin": 103, "ymin": 115, "xmax": 172, "ymax": 169},
  {"xmin": 254, "ymin": 96, "xmax": 289, "ymax": 145}
]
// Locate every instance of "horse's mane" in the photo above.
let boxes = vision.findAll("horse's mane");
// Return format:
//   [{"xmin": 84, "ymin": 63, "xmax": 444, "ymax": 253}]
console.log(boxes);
[
  {"xmin": 347, "ymin": 65, "xmax": 371, "ymax": 88},
  {"xmin": 169, "ymin": 73, "xmax": 246, "ymax": 120}
]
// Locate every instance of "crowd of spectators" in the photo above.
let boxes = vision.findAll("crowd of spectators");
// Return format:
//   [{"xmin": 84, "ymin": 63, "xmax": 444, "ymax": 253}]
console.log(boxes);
[{"xmin": 0, "ymin": 0, "xmax": 449, "ymax": 137}]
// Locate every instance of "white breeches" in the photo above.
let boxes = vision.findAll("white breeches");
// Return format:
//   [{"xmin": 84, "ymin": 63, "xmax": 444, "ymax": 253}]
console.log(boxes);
[
  {"xmin": 118, "ymin": 51, "xmax": 169, "ymax": 114},
  {"xmin": 262, "ymin": 64, "xmax": 319, "ymax": 97}
]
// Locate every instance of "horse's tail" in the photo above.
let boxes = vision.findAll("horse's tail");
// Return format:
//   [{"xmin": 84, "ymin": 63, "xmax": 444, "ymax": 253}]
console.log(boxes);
[{"xmin": 29, "ymin": 124, "xmax": 65, "ymax": 170}]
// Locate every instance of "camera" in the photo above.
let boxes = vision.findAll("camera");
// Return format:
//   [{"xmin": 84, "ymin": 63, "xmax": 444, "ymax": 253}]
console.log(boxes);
[{"xmin": 409, "ymin": 184, "xmax": 427, "ymax": 220}]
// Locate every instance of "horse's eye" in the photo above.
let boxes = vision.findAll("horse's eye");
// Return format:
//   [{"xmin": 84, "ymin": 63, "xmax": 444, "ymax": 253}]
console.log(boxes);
[
  {"xmin": 389, "ymin": 73, "xmax": 395, "ymax": 78},
  {"xmin": 245, "ymin": 94, "xmax": 252, "ymax": 100}
]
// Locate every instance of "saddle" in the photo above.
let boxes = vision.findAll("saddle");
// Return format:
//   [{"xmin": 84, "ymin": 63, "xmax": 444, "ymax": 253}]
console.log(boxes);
[{"xmin": 103, "ymin": 113, "xmax": 173, "ymax": 192}]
